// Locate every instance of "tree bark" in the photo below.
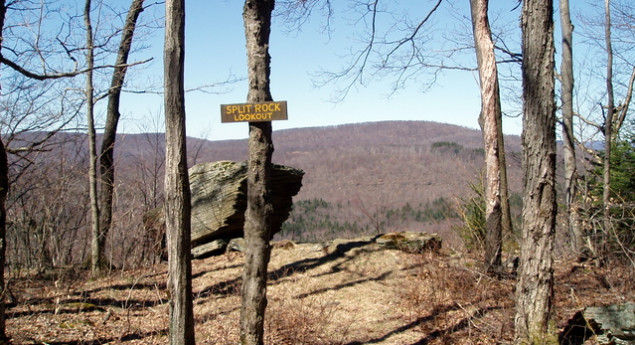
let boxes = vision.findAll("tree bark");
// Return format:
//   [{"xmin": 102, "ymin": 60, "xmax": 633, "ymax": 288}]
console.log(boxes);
[
  {"xmin": 514, "ymin": 0, "xmax": 557, "ymax": 343},
  {"xmin": 498, "ymin": 115, "xmax": 514, "ymax": 244},
  {"xmin": 559, "ymin": 0, "xmax": 582, "ymax": 254},
  {"xmin": 469, "ymin": 0, "xmax": 502, "ymax": 273},
  {"xmin": 602, "ymin": 0, "xmax": 614, "ymax": 233},
  {"xmin": 164, "ymin": 0, "xmax": 195, "ymax": 344},
  {"xmin": 240, "ymin": 0, "xmax": 275, "ymax": 344},
  {"xmin": 0, "ymin": 1, "xmax": 8, "ymax": 339},
  {"xmin": 0, "ymin": 142, "xmax": 8, "ymax": 342},
  {"xmin": 84, "ymin": 0, "xmax": 102, "ymax": 275},
  {"xmin": 98, "ymin": 0, "xmax": 145, "ymax": 269}
]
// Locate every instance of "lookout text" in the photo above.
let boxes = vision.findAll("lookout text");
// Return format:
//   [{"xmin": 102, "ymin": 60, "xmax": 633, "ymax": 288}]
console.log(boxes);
[{"xmin": 221, "ymin": 101, "xmax": 288, "ymax": 123}]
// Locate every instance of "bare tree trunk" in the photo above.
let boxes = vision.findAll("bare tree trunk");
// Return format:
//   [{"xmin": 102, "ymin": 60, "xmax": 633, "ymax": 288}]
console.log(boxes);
[
  {"xmin": 98, "ymin": 0, "xmax": 145, "ymax": 268},
  {"xmin": 0, "ymin": 140, "xmax": 8, "ymax": 341},
  {"xmin": 164, "ymin": 0, "xmax": 195, "ymax": 344},
  {"xmin": 84, "ymin": 0, "xmax": 102, "ymax": 275},
  {"xmin": 514, "ymin": 0, "xmax": 557, "ymax": 344},
  {"xmin": 498, "ymin": 119, "xmax": 514, "ymax": 242},
  {"xmin": 602, "ymin": 0, "xmax": 614, "ymax": 233},
  {"xmin": 469, "ymin": 0, "xmax": 502, "ymax": 273},
  {"xmin": 0, "ymin": 1, "xmax": 8, "ymax": 339},
  {"xmin": 559, "ymin": 0, "xmax": 582, "ymax": 254},
  {"xmin": 240, "ymin": 0, "xmax": 275, "ymax": 344}
]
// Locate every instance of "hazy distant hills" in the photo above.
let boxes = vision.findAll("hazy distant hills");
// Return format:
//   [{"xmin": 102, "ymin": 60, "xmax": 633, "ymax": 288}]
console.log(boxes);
[
  {"xmin": 113, "ymin": 120, "xmax": 523, "ymax": 209},
  {"xmin": 14, "ymin": 121, "xmax": 524, "ymax": 239}
]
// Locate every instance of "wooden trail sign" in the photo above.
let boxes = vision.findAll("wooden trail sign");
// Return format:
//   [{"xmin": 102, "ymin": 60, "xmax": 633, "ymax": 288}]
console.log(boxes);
[{"xmin": 220, "ymin": 101, "xmax": 288, "ymax": 123}]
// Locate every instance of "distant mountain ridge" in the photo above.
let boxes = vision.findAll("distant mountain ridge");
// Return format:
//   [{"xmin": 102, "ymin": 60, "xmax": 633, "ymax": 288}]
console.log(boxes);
[
  {"xmin": 65, "ymin": 120, "xmax": 523, "ymax": 207},
  {"xmin": 110, "ymin": 121, "xmax": 520, "ymax": 205},
  {"xmin": 12, "ymin": 121, "xmax": 522, "ymax": 207},
  {"xmin": 7, "ymin": 120, "xmax": 524, "ymax": 257}
]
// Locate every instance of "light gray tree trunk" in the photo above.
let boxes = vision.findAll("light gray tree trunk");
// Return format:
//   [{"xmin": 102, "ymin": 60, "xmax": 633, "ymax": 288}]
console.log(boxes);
[
  {"xmin": 0, "ymin": 1, "xmax": 8, "ymax": 339},
  {"xmin": 0, "ymin": 142, "xmax": 7, "ymax": 341},
  {"xmin": 84, "ymin": 0, "xmax": 102, "ymax": 275},
  {"xmin": 514, "ymin": 0, "xmax": 557, "ymax": 343},
  {"xmin": 469, "ymin": 0, "xmax": 503, "ymax": 273},
  {"xmin": 559, "ymin": 0, "xmax": 582, "ymax": 254},
  {"xmin": 602, "ymin": 0, "xmax": 614, "ymax": 233},
  {"xmin": 98, "ymin": 0, "xmax": 145, "ymax": 270},
  {"xmin": 240, "ymin": 0, "xmax": 275, "ymax": 344},
  {"xmin": 164, "ymin": 0, "xmax": 195, "ymax": 344},
  {"xmin": 498, "ymin": 118, "xmax": 514, "ymax": 244}
]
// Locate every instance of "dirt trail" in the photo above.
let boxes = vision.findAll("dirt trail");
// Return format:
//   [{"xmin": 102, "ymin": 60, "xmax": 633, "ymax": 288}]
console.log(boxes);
[{"xmin": 7, "ymin": 239, "xmax": 633, "ymax": 344}]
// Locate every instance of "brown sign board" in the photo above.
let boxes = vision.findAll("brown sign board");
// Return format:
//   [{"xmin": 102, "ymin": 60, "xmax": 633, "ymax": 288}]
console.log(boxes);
[{"xmin": 220, "ymin": 101, "xmax": 288, "ymax": 123}]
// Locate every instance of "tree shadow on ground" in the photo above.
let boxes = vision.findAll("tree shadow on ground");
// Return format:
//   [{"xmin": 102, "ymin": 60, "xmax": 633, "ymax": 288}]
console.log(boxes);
[
  {"xmin": 15, "ymin": 281, "xmax": 166, "ymax": 310},
  {"xmin": 7, "ymin": 295, "xmax": 165, "ymax": 319},
  {"xmin": 32, "ymin": 328, "xmax": 168, "ymax": 345},
  {"xmin": 195, "ymin": 238, "xmax": 375, "ymax": 298},
  {"xmin": 194, "ymin": 276, "xmax": 243, "ymax": 298},
  {"xmin": 191, "ymin": 262, "xmax": 243, "ymax": 280},
  {"xmin": 269, "ymin": 239, "xmax": 376, "ymax": 281},
  {"xmin": 343, "ymin": 304, "xmax": 501, "ymax": 345},
  {"xmin": 295, "ymin": 270, "xmax": 392, "ymax": 299}
]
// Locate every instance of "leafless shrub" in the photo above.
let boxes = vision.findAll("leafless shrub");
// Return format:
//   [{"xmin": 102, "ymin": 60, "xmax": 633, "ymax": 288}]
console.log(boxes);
[{"xmin": 266, "ymin": 269, "xmax": 353, "ymax": 345}]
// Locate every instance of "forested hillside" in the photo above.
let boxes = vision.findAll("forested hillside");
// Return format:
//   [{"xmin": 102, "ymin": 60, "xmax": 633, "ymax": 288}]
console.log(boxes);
[
  {"xmin": 6, "ymin": 121, "xmax": 525, "ymax": 269},
  {"xmin": 113, "ymin": 120, "xmax": 525, "ymax": 244}
]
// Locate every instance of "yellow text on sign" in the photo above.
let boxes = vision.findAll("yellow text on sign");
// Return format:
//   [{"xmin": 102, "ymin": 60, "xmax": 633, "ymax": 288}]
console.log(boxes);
[{"xmin": 220, "ymin": 101, "xmax": 288, "ymax": 123}]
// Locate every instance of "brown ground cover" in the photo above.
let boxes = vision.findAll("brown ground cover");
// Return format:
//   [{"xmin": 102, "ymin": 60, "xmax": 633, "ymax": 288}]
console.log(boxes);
[{"xmin": 6, "ymin": 239, "xmax": 633, "ymax": 344}]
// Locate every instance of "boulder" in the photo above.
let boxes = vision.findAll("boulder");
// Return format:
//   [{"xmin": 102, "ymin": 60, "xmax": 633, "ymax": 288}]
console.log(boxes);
[
  {"xmin": 227, "ymin": 238, "xmax": 246, "ymax": 253},
  {"xmin": 191, "ymin": 239, "xmax": 229, "ymax": 258},
  {"xmin": 146, "ymin": 161, "xmax": 304, "ymax": 258},
  {"xmin": 560, "ymin": 302, "xmax": 635, "ymax": 345},
  {"xmin": 375, "ymin": 232, "xmax": 442, "ymax": 253}
]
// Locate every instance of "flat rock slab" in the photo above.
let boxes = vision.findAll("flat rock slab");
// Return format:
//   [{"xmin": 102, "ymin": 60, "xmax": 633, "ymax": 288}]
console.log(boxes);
[
  {"xmin": 560, "ymin": 302, "xmax": 635, "ymax": 345},
  {"xmin": 147, "ymin": 161, "xmax": 304, "ymax": 259},
  {"xmin": 375, "ymin": 232, "xmax": 442, "ymax": 253},
  {"xmin": 584, "ymin": 303, "xmax": 635, "ymax": 345}
]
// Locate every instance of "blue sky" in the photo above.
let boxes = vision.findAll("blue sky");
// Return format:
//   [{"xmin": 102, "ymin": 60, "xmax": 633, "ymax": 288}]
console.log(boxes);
[{"xmin": 116, "ymin": 0, "xmax": 600, "ymax": 141}]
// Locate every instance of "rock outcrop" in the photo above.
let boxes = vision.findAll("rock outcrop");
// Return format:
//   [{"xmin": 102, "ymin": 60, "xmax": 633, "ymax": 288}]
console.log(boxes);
[
  {"xmin": 146, "ymin": 161, "xmax": 304, "ymax": 258},
  {"xmin": 560, "ymin": 302, "xmax": 635, "ymax": 345},
  {"xmin": 375, "ymin": 232, "xmax": 442, "ymax": 253}
]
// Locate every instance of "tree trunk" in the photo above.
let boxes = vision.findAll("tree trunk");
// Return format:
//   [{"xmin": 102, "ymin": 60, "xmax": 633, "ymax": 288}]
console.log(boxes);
[
  {"xmin": 602, "ymin": 0, "xmax": 614, "ymax": 234},
  {"xmin": 0, "ymin": 140, "xmax": 8, "ymax": 341},
  {"xmin": 469, "ymin": 0, "xmax": 502, "ymax": 273},
  {"xmin": 514, "ymin": 0, "xmax": 557, "ymax": 344},
  {"xmin": 240, "ymin": 1, "xmax": 275, "ymax": 344},
  {"xmin": 84, "ymin": 0, "xmax": 102, "ymax": 275},
  {"xmin": 98, "ymin": 0, "xmax": 145, "ymax": 268},
  {"xmin": 164, "ymin": 0, "xmax": 195, "ymax": 344},
  {"xmin": 498, "ymin": 115, "xmax": 514, "ymax": 243},
  {"xmin": 0, "ymin": 1, "xmax": 8, "ymax": 339},
  {"xmin": 559, "ymin": 0, "xmax": 582, "ymax": 254}
]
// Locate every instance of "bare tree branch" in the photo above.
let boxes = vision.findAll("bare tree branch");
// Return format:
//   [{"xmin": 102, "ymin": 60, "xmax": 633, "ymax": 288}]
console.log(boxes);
[
  {"xmin": 0, "ymin": 54, "xmax": 152, "ymax": 80},
  {"xmin": 614, "ymin": 66, "xmax": 635, "ymax": 134}
]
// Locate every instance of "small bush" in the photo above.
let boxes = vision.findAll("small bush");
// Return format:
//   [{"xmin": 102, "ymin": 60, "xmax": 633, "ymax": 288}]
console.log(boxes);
[{"xmin": 453, "ymin": 181, "xmax": 486, "ymax": 252}]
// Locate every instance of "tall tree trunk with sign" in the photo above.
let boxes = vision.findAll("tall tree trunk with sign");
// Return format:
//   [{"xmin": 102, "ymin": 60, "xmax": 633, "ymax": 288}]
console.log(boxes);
[
  {"xmin": 164, "ymin": 0, "xmax": 195, "ymax": 344},
  {"xmin": 240, "ymin": 0, "xmax": 275, "ymax": 344},
  {"xmin": 514, "ymin": 0, "xmax": 557, "ymax": 343},
  {"xmin": 469, "ymin": 0, "xmax": 503, "ymax": 273}
]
